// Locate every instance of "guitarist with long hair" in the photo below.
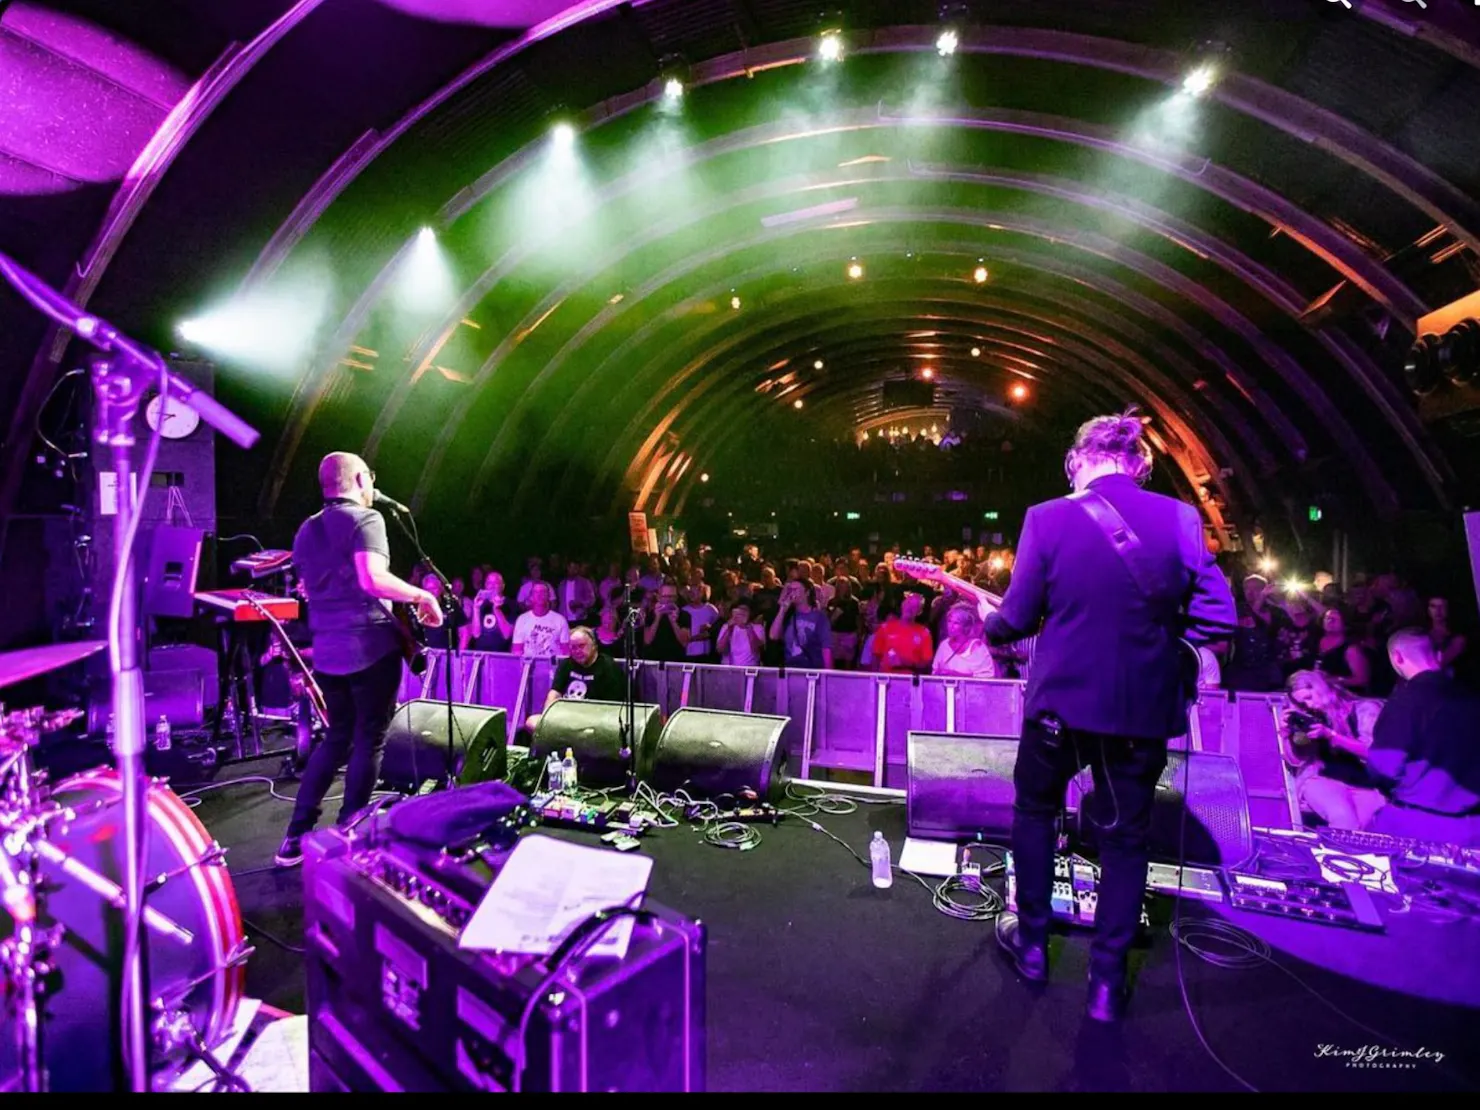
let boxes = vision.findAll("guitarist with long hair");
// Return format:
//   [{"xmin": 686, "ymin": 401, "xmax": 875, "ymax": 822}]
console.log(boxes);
[
  {"xmin": 973, "ymin": 409, "xmax": 1235, "ymax": 1021},
  {"xmin": 274, "ymin": 452, "xmax": 443, "ymax": 867}
]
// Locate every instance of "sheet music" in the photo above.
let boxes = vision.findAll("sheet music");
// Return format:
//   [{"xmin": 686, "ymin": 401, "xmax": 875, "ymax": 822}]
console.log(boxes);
[{"xmin": 459, "ymin": 835, "xmax": 653, "ymax": 960}]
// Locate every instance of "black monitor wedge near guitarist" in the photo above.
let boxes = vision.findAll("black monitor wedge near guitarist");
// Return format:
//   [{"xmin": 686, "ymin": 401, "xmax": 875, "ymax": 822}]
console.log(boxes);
[
  {"xmin": 954, "ymin": 409, "xmax": 1235, "ymax": 1024},
  {"xmin": 274, "ymin": 452, "xmax": 444, "ymax": 868}
]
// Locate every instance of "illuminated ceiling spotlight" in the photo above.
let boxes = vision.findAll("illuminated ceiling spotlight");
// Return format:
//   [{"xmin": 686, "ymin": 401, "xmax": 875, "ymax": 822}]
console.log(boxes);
[
  {"xmin": 699, "ymin": 472, "xmax": 710, "ymax": 483},
  {"xmin": 730, "ymin": 292, "xmax": 742, "ymax": 310},
  {"xmin": 1010, "ymin": 383, "xmax": 1029, "ymax": 401},
  {"xmin": 972, "ymin": 262, "xmax": 989, "ymax": 284},
  {"xmin": 920, "ymin": 367, "xmax": 935, "ymax": 381},
  {"xmin": 176, "ymin": 318, "xmax": 205, "ymax": 343},
  {"xmin": 813, "ymin": 359, "xmax": 824, "ymax": 370},
  {"xmin": 793, "ymin": 398, "xmax": 805, "ymax": 409},
  {"xmin": 1182, "ymin": 64, "xmax": 1217, "ymax": 97},
  {"xmin": 936, "ymin": 29, "xmax": 959, "ymax": 57},
  {"xmin": 817, "ymin": 30, "xmax": 844, "ymax": 63},
  {"xmin": 846, "ymin": 258, "xmax": 864, "ymax": 280},
  {"xmin": 418, "ymin": 226, "xmax": 437, "ymax": 245},
  {"xmin": 550, "ymin": 120, "xmax": 576, "ymax": 147},
  {"xmin": 663, "ymin": 76, "xmax": 684, "ymax": 100},
  {"xmin": 658, "ymin": 54, "xmax": 689, "ymax": 103},
  {"xmin": 970, "ymin": 346, "xmax": 981, "ymax": 357}
]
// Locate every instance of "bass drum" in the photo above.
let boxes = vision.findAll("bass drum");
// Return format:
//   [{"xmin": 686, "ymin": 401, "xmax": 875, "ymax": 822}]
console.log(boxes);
[{"xmin": 3, "ymin": 771, "xmax": 247, "ymax": 1091}]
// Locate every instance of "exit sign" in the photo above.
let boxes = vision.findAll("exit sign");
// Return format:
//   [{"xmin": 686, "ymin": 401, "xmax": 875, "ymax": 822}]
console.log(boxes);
[
  {"xmin": 1308, "ymin": 506, "xmax": 1322, "ymax": 522},
  {"xmin": 983, "ymin": 511, "xmax": 999, "ymax": 521},
  {"xmin": 846, "ymin": 512, "xmax": 861, "ymax": 521}
]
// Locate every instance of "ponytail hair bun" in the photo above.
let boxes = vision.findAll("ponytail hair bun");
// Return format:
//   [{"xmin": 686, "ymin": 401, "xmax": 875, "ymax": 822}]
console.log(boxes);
[{"xmin": 1068, "ymin": 405, "xmax": 1154, "ymax": 482}]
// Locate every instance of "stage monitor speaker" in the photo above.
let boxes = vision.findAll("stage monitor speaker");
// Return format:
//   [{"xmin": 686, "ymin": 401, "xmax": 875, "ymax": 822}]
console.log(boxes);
[
  {"xmin": 1077, "ymin": 749, "xmax": 1253, "ymax": 868},
  {"xmin": 647, "ymin": 707, "xmax": 789, "ymax": 801},
  {"xmin": 142, "ymin": 525, "xmax": 205, "ymax": 618},
  {"xmin": 906, "ymin": 732, "xmax": 1020, "ymax": 841},
  {"xmin": 530, "ymin": 699, "xmax": 662, "ymax": 788},
  {"xmin": 87, "ymin": 668, "xmax": 206, "ymax": 734},
  {"xmin": 380, "ymin": 700, "xmax": 507, "ymax": 791}
]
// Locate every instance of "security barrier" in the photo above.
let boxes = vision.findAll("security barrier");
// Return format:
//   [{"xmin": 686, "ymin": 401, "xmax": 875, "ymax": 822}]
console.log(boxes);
[{"xmin": 400, "ymin": 650, "xmax": 1301, "ymax": 830}]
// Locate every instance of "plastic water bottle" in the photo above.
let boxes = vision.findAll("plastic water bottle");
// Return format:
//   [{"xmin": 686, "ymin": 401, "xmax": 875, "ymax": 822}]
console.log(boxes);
[
  {"xmin": 561, "ymin": 748, "xmax": 578, "ymax": 793},
  {"xmin": 154, "ymin": 714, "xmax": 172, "ymax": 752},
  {"xmin": 546, "ymin": 751, "xmax": 564, "ymax": 793},
  {"xmin": 870, "ymin": 831, "xmax": 893, "ymax": 889}
]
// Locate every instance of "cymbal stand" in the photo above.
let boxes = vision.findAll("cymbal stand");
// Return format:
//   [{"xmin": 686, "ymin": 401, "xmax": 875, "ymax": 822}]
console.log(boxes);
[{"xmin": 0, "ymin": 742, "xmax": 61, "ymax": 1092}]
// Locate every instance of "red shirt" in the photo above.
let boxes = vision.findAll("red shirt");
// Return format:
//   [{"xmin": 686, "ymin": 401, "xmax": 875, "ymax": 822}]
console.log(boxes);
[{"xmin": 872, "ymin": 619, "xmax": 933, "ymax": 673}]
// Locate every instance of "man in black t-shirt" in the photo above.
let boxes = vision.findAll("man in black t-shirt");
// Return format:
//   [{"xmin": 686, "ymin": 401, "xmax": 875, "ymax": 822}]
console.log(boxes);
[
  {"xmin": 526, "ymin": 628, "xmax": 623, "ymax": 732},
  {"xmin": 470, "ymin": 571, "xmax": 516, "ymax": 652},
  {"xmin": 275, "ymin": 453, "xmax": 442, "ymax": 867}
]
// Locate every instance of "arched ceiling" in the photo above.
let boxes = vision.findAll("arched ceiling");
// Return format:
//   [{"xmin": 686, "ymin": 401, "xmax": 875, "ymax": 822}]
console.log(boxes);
[{"xmin": 5, "ymin": 0, "xmax": 1479, "ymax": 555}]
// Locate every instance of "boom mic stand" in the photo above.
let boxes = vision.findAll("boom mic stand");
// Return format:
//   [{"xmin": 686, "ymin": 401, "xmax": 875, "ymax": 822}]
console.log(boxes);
[
  {"xmin": 384, "ymin": 506, "xmax": 459, "ymax": 789},
  {"xmin": 618, "ymin": 583, "xmax": 642, "ymax": 795},
  {"xmin": 0, "ymin": 251, "xmax": 259, "ymax": 1093}
]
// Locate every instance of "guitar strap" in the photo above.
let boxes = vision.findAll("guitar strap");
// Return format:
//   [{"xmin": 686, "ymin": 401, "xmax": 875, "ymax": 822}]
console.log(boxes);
[{"xmin": 1066, "ymin": 489, "xmax": 1173, "ymax": 602}]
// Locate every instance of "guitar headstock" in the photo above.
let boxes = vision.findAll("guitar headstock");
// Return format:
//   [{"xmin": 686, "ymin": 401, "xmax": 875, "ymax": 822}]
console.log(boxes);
[{"xmin": 893, "ymin": 557, "xmax": 945, "ymax": 583}]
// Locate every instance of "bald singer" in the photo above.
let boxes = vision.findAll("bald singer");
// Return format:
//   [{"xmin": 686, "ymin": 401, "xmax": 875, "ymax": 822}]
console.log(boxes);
[{"xmin": 274, "ymin": 453, "xmax": 443, "ymax": 867}]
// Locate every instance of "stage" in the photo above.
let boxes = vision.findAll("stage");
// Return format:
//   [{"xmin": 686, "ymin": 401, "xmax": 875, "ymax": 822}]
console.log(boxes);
[{"xmin": 192, "ymin": 757, "xmax": 1480, "ymax": 1093}]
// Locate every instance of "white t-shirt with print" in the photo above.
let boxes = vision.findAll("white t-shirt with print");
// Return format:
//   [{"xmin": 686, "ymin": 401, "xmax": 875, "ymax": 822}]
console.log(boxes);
[{"xmin": 513, "ymin": 610, "xmax": 570, "ymax": 658}]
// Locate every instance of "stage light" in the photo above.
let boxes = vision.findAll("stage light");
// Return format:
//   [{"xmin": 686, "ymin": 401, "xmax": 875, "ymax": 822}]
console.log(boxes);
[
  {"xmin": 730, "ymin": 294, "xmax": 742, "ymax": 310},
  {"xmin": 794, "ymin": 399, "xmax": 805, "ymax": 409},
  {"xmin": 177, "ymin": 319, "xmax": 204, "ymax": 342},
  {"xmin": 818, "ymin": 31, "xmax": 843, "ymax": 63},
  {"xmin": 973, "ymin": 264, "xmax": 989, "ymax": 284},
  {"xmin": 936, "ymin": 29, "xmax": 958, "ymax": 56},
  {"xmin": 846, "ymin": 259, "xmax": 864, "ymax": 280},
  {"xmin": 1259, "ymin": 557, "xmax": 1278, "ymax": 574},
  {"xmin": 921, "ymin": 367, "xmax": 934, "ymax": 380},
  {"xmin": 814, "ymin": 359, "xmax": 824, "ymax": 370},
  {"xmin": 970, "ymin": 346, "xmax": 981, "ymax": 357},
  {"xmin": 1182, "ymin": 64, "xmax": 1217, "ymax": 97},
  {"xmin": 1010, "ymin": 383, "xmax": 1029, "ymax": 401},
  {"xmin": 663, "ymin": 76, "xmax": 684, "ymax": 100},
  {"xmin": 551, "ymin": 121, "xmax": 576, "ymax": 147},
  {"xmin": 699, "ymin": 472, "xmax": 709, "ymax": 483},
  {"xmin": 1284, "ymin": 579, "xmax": 1307, "ymax": 594},
  {"xmin": 418, "ymin": 226, "xmax": 436, "ymax": 244}
]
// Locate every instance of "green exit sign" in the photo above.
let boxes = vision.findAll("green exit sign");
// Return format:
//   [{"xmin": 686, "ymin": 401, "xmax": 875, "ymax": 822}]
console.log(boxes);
[
  {"xmin": 983, "ymin": 511, "xmax": 999, "ymax": 521},
  {"xmin": 1308, "ymin": 506, "xmax": 1322, "ymax": 522},
  {"xmin": 845, "ymin": 512, "xmax": 861, "ymax": 521}
]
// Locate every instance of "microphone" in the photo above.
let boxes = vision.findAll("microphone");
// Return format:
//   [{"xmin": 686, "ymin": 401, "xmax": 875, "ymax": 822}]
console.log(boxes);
[{"xmin": 373, "ymin": 490, "xmax": 411, "ymax": 514}]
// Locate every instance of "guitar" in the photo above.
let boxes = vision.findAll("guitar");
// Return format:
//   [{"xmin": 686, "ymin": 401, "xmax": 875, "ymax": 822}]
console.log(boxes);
[
  {"xmin": 239, "ymin": 592, "xmax": 329, "ymax": 728},
  {"xmin": 893, "ymin": 557, "xmax": 1205, "ymax": 708},
  {"xmin": 393, "ymin": 603, "xmax": 429, "ymax": 675}
]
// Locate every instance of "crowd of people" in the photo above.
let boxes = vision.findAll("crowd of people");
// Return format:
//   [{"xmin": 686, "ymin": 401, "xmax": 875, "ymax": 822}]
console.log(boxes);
[{"xmin": 412, "ymin": 543, "xmax": 1029, "ymax": 682}]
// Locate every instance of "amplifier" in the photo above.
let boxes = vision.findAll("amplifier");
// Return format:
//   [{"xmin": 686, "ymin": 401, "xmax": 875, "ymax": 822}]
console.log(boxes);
[{"xmin": 303, "ymin": 828, "xmax": 705, "ymax": 1092}]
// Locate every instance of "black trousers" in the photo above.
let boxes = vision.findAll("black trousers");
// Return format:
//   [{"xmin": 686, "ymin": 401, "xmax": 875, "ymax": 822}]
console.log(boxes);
[
  {"xmin": 288, "ymin": 649, "xmax": 403, "ymax": 837},
  {"xmin": 1011, "ymin": 718, "xmax": 1168, "ymax": 975}
]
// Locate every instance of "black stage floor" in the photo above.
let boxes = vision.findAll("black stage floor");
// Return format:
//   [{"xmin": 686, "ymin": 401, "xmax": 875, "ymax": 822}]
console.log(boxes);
[{"xmin": 191, "ymin": 757, "xmax": 1480, "ymax": 1093}]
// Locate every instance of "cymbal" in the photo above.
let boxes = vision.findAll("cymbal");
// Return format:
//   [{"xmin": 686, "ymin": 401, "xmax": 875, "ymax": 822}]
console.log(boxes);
[{"xmin": 0, "ymin": 642, "xmax": 105, "ymax": 690}]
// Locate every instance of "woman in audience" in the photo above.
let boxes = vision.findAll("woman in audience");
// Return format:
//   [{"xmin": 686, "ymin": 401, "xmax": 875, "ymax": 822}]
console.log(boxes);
[
  {"xmin": 1426, "ymin": 596, "xmax": 1468, "ymax": 675},
  {"xmin": 595, "ymin": 602, "xmax": 625, "ymax": 655},
  {"xmin": 1279, "ymin": 670, "xmax": 1385, "ymax": 830},
  {"xmin": 931, "ymin": 603, "xmax": 996, "ymax": 679},
  {"xmin": 1313, "ymin": 607, "xmax": 1372, "ymax": 691}
]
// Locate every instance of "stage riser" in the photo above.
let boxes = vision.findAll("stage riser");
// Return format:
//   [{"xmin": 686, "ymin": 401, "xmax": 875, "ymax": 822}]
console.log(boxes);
[{"xmin": 403, "ymin": 651, "xmax": 1299, "ymax": 829}]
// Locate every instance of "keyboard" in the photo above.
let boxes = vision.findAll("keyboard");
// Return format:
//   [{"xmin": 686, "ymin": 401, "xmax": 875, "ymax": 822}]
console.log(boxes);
[{"xmin": 196, "ymin": 589, "xmax": 300, "ymax": 623}]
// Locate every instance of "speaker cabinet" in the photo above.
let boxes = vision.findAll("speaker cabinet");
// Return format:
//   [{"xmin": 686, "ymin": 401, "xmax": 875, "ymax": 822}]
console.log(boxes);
[
  {"xmin": 648, "ymin": 707, "xmax": 789, "ymax": 801},
  {"xmin": 380, "ymin": 700, "xmax": 507, "ymax": 791},
  {"xmin": 906, "ymin": 732, "xmax": 1021, "ymax": 841},
  {"xmin": 531, "ymin": 699, "xmax": 661, "ymax": 788},
  {"xmin": 1077, "ymin": 749, "xmax": 1253, "ymax": 868}
]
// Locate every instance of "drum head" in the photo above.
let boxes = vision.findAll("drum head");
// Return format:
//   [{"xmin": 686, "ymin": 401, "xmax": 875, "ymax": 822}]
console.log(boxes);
[{"xmin": 0, "ymin": 771, "xmax": 244, "ymax": 1092}]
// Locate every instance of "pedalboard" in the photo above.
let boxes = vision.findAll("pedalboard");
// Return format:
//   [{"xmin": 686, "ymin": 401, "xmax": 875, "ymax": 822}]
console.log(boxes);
[
  {"xmin": 528, "ymin": 794, "xmax": 643, "ymax": 836},
  {"xmin": 1005, "ymin": 853, "xmax": 1150, "ymax": 931},
  {"xmin": 1225, "ymin": 871, "xmax": 1384, "ymax": 931},
  {"xmin": 1146, "ymin": 863, "xmax": 1225, "ymax": 902},
  {"xmin": 706, "ymin": 804, "xmax": 781, "ymax": 825}
]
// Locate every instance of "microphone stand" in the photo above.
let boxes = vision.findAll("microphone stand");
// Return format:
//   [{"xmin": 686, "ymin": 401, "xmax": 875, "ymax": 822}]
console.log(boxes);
[
  {"xmin": 384, "ymin": 506, "xmax": 459, "ymax": 788},
  {"xmin": 0, "ymin": 250, "xmax": 259, "ymax": 1094},
  {"xmin": 618, "ymin": 583, "xmax": 641, "ymax": 795}
]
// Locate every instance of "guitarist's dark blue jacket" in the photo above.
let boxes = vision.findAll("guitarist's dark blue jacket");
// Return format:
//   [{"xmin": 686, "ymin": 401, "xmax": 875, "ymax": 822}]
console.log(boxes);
[{"xmin": 983, "ymin": 474, "xmax": 1237, "ymax": 741}]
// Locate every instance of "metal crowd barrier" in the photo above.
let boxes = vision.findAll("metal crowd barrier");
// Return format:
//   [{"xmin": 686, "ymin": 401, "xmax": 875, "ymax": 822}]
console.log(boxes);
[{"xmin": 401, "ymin": 650, "xmax": 1302, "ymax": 830}]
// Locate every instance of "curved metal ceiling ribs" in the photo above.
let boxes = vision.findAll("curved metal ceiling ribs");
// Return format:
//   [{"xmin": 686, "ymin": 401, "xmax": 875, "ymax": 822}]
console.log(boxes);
[
  {"xmin": 621, "ymin": 290, "xmax": 1239, "ymax": 534},
  {"xmin": 392, "ymin": 110, "xmax": 1414, "ymax": 513},
  {"xmin": 227, "ymin": 19, "xmax": 1473, "ymax": 538}
]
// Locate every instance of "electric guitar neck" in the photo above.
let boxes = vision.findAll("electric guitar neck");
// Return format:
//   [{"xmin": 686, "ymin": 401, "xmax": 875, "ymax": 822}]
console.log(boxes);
[{"xmin": 892, "ymin": 557, "xmax": 1003, "ymax": 610}]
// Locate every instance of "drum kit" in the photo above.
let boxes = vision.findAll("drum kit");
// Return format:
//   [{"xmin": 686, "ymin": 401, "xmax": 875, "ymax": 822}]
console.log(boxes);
[{"xmin": 0, "ymin": 641, "xmax": 251, "ymax": 1092}]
